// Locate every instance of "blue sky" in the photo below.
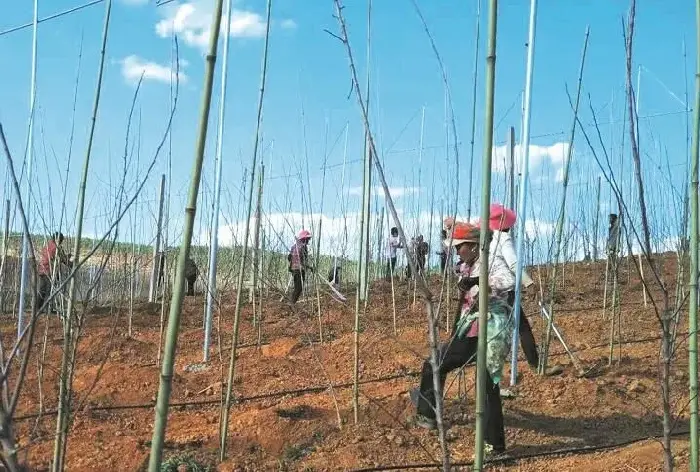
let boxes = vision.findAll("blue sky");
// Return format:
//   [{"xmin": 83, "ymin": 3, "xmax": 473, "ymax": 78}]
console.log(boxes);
[{"xmin": 0, "ymin": 0, "xmax": 695, "ymax": 262}]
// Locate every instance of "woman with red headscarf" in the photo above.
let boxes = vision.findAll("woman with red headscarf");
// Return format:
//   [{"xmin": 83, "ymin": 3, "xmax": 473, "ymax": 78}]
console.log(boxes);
[{"xmin": 412, "ymin": 223, "xmax": 511, "ymax": 456}]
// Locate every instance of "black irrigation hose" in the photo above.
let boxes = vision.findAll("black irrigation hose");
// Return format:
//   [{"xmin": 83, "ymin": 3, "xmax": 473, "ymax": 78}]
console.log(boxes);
[
  {"xmin": 350, "ymin": 430, "xmax": 691, "ymax": 471},
  {"xmin": 14, "ymin": 370, "xmax": 421, "ymax": 422},
  {"xmin": 14, "ymin": 333, "xmax": 674, "ymax": 423}
]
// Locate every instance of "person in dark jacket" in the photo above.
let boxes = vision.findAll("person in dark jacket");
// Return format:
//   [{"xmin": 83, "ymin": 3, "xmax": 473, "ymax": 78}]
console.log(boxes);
[
  {"xmin": 36, "ymin": 232, "xmax": 71, "ymax": 313},
  {"xmin": 415, "ymin": 235, "xmax": 429, "ymax": 276},
  {"xmin": 184, "ymin": 257, "xmax": 198, "ymax": 296},
  {"xmin": 288, "ymin": 229, "xmax": 312, "ymax": 304},
  {"xmin": 607, "ymin": 213, "xmax": 620, "ymax": 260}
]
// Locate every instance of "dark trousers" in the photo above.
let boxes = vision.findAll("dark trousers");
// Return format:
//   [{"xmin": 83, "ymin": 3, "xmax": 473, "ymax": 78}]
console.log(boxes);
[
  {"xmin": 440, "ymin": 253, "xmax": 447, "ymax": 272},
  {"xmin": 506, "ymin": 291, "xmax": 539, "ymax": 369},
  {"xmin": 290, "ymin": 270, "xmax": 305, "ymax": 303},
  {"xmin": 36, "ymin": 274, "xmax": 52, "ymax": 313},
  {"xmin": 385, "ymin": 257, "xmax": 397, "ymax": 279},
  {"xmin": 417, "ymin": 256, "xmax": 426, "ymax": 276},
  {"xmin": 417, "ymin": 336, "xmax": 505, "ymax": 451},
  {"xmin": 185, "ymin": 275, "xmax": 196, "ymax": 296}
]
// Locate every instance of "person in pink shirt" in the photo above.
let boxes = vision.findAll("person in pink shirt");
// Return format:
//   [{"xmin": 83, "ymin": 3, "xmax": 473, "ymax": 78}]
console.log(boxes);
[
  {"xmin": 287, "ymin": 229, "xmax": 312, "ymax": 304},
  {"xmin": 36, "ymin": 232, "xmax": 71, "ymax": 313}
]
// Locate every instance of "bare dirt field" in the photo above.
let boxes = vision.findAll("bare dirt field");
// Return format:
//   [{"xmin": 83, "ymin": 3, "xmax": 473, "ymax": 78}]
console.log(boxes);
[{"xmin": 5, "ymin": 255, "xmax": 691, "ymax": 471}]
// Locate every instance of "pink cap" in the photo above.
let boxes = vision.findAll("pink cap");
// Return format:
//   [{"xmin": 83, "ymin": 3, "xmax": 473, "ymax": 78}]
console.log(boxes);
[
  {"xmin": 297, "ymin": 229, "xmax": 312, "ymax": 240},
  {"xmin": 487, "ymin": 203, "xmax": 516, "ymax": 231}
]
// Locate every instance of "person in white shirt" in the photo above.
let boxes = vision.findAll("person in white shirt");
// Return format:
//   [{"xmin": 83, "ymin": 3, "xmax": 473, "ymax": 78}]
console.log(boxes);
[
  {"xmin": 384, "ymin": 227, "xmax": 403, "ymax": 279},
  {"xmin": 484, "ymin": 204, "xmax": 539, "ymax": 371}
]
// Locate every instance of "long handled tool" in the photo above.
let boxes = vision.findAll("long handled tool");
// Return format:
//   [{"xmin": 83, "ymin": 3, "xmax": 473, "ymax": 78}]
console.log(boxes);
[
  {"xmin": 538, "ymin": 301, "xmax": 591, "ymax": 376},
  {"xmin": 315, "ymin": 272, "xmax": 347, "ymax": 302}
]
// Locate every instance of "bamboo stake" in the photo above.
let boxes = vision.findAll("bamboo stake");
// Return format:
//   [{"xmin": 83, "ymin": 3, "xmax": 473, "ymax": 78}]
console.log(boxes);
[
  {"xmin": 466, "ymin": 0, "xmax": 481, "ymax": 220},
  {"xmin": 688, "ymin": 0, "xmax": 700, "ymax": 466},
  {"xmin": 149, "ymin": 175, "xmax": 166, "ymax": 302},
  {"xmin": 219, "ymin": 0, "xmax": 271, "ymax": 460},
  {"xmin": 387, "ymin": 210, "xmax": 397, "ymax": 335},
  {"xmin": 251, "ymin": 164, "xmax": 264, "ymax": 325},
  {"xmin": 509, "ymin": 0, "xmax": 538, "ymax": 386},
  {"xmin": 639, "ymin": 253, "xmax": 647, "ymax": 308},
  {"xmin": 147, "ymin": 0, "xmax": 224, "ymax": 468},
  {"xmin": 507, "ymin": 126, "xmax": 515, "ymax": 209},
  {"xmin": 0, "ymin": 200, "xmax": 9, "ymax": 313},
  {"xmin": 16, "ymin": 0, "xmax": 39, "ymax": 340},
  {"xmin": 204, "ymin": 0, "xmax": 233, "ymax": 362},
  {"xmin": 473, "ymin": 0, "xmax": 498, "ymax": 468},
  {"xmin": 257, "ymin": 228, "xmax": 265, "ymax": 347},
  {"xmin": 593, "ymin": 176, "xmax": 601, "ymax": 261},
  {"xmin": 314, "ymin": 119, "xmax": 329, "ymax": 342},
  {"xmin": 541, "ymin": 27, "xmax": 590, "ymax": 375},
  {"xmin": 358, "ymin": 0, "xmax": 373, "ymax": 303},
  {"xmin": 52, "ymin": 3, "xmax": 111, "ymax": 469},
  {"xmin": 352, "ymin": 0, "xmax": 373, "ymax": 424}
]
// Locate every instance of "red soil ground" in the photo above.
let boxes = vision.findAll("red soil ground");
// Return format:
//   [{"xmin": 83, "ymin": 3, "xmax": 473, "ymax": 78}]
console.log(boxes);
[{"xmin": 2, "ymin": 254, "xmax": 692, "ymax": 471}]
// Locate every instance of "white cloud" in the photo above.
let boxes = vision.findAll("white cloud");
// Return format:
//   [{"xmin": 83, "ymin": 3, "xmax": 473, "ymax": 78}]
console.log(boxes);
[
  {"xmin": 347, "ymin": 186, "xmax": 420, "ymax": 199},
  {"xmin": 280, "ymin": 19, "xmax": 297, "ymax": 29},
  {"xmin": 492, "ymin": 142, "xmax": 570, "ymax": 174},
  {"xmin": 154, "ymin": 1, "xmax": 292, "ymax": 50},
  {"xmin": 524, "ymin": 219, "xmax": 554, "ymax": 240},
  {"xmin": 119, "ymin": 55, "xmax": 188, "ymax": 85}
]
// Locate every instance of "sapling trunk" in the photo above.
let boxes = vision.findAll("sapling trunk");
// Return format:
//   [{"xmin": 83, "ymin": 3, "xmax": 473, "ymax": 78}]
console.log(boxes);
[
  {"xmin": 147, "ymin": 0, "xmax": 224, "ymax": 467},
  {"xmin": 352, "ymin": 0, "xmax": 373, "ymax": 424},
  {"xmin": 218, "ymin": 0, "xmax": 271, "ymax": 460},
  {"xmin": 52, "ymin": 3, "xmax": 111, "ymax": 468},
  {"xmin": 16, "ymin": 0, "xmax": 39, "ymax": 341},
  {"xmin": 541, "ymin": 27, "xmax": 589, "ymax": 374},
  {"xmin": 466, "ymin": 0, "xmax": 481, "ymax": 220},
  {"xmin": 472, "ymin": 0, "xmax": 498, "ymax": 468},
  {"xmin": 333, "ymin": 1, "xmax": 448, "ymax": 466},
  {"xmin": 687, "ymin": 0, "xmax": 700, "ymax": 467},
  {"xmin": 593, "ymin": 176, "xmax": 601, "ymax": 261},
  {"xmin": 359, "ymin": 26, "xmax": 372, "ymax": 304}
]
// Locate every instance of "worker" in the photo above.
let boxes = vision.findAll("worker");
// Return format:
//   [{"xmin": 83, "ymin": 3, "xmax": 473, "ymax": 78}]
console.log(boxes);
[
  {"xmin": 385, "ymin": 227, "xmax": 402, "ymax": 279},
  {"xmin": 437, "ymin": 229, "xmax": 449, "ymax": 272},
  {"xmin": 607, "ymin": 213, "xmax": 620, "ymax": 260},
  {"xmin": 411, "ymin": 223, "xmax": 510, "ymax": 456},
  {"xmin": 483, "ymin": 204, "xmax": 540, "ymax": 374},
  {"xmin": 414, "ymin": 235, "xmax": 429, "ymax": 276},
  {"xmin": 36, "ymin": 232, "xmax": 71, "ymax": 313},
  {"xmin": 288, "ymin": 229, "xmax": 312, "ymax": 304},
  {"xmin": 184, "ymin": 257, "xmax": 199, "ymax": 297}
]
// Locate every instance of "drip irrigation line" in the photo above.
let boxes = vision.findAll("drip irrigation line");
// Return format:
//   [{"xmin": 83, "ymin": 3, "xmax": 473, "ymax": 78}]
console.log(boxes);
[
  {"xmin": 350, "ymin": 430, "xmax": 690, "ymax": 471},
  {"xmin": 13, "ymin": 331, "xmax": 675, "ymax": 423},
  {"xmin": 14, "ymin": 370, "xmax": 421, "ymax": 422},
  {"xmin": 0, "ymin": 0, "xmax": 104, "ymax": 37}
]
